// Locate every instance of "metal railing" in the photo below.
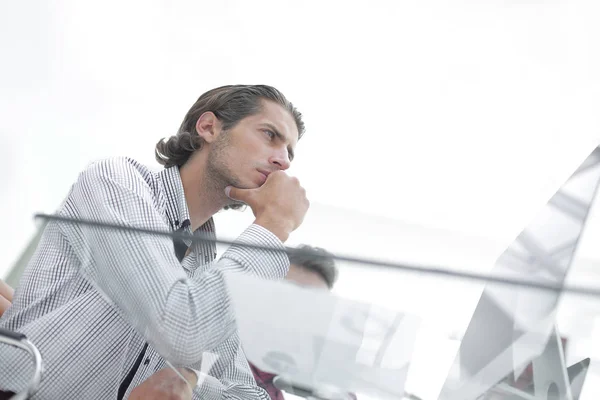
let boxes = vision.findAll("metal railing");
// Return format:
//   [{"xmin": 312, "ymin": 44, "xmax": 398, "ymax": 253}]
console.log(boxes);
[{"xmin": 0, "ymin": 328, "xmax": 44, "ymax": 400}]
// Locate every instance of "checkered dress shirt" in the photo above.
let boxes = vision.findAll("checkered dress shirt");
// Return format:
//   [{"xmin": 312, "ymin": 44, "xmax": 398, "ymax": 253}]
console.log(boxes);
[{"xmin": 0, "ymin": 157, "xmax": 289, "ymax": 399}]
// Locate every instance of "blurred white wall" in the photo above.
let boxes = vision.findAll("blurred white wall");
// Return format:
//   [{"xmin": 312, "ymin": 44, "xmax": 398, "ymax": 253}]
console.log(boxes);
[{"xmin": 2, "ymin": 0, "xmax": 600, "ymax": 398}]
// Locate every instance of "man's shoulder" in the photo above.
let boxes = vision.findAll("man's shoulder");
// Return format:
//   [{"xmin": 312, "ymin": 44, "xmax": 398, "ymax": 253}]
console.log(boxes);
[
  {"xmin": 83, "ymin": 156, "xmax": 155, "ymax": 176},
  {"xmin": 79, "ymin": 157, "xmax": 159, "ymax": 186},
  {"xmin": 70, "ymin": 157, "xmax": 167, "ymax": 204}
]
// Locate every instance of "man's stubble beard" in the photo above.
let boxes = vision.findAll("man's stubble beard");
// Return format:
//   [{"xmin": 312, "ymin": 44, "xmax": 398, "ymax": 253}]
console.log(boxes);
[{"xmin": 204, "ymin": 132, "xmax": 247, "ymax": 192}]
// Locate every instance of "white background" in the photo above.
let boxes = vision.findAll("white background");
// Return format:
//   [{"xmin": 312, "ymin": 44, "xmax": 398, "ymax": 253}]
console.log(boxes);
[{"xmin": 2, "ymin": 1, "xmax": 600, "ymax": 398}]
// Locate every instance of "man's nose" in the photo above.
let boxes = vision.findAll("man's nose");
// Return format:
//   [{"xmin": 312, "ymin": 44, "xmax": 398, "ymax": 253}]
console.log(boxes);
[{"xmin": 270, "ymin": 151, "xmax": 291, "ymax": 171}]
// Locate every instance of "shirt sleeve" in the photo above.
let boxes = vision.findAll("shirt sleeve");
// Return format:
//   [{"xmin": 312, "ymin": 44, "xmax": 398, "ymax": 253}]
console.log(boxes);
[
  {"xmin": 188, "ymin": 332, "xmax": 271, "ymax": 400},
  {"xmin": 56, "ymin": 158, "xmax": 289, "ymax": 366}
]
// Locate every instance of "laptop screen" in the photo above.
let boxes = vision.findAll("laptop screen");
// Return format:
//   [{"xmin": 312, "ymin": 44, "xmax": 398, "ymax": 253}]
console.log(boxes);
[{"xmin": 439, "ymin": 146, "xmax": 600, "ymax": 400}]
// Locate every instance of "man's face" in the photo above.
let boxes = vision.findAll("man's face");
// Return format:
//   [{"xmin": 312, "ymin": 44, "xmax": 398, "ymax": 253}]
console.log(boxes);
[
  {"xmin": 206, "ymin": 100, "xmax": 299, "ymax": 190},
  {"xmin": 285, "ymin": 264, "xmax": 329, "ymax": 291}
]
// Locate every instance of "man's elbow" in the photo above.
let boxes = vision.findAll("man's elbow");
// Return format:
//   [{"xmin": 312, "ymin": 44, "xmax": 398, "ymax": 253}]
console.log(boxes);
[{"xmin": 158, "ymin": 283, "xmax": 233, "ymax": 364}]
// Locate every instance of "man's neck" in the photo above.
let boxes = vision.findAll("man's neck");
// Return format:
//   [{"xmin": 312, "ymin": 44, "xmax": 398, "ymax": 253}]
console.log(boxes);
[{"xmin": 179, "ymin": 157, "xmax": 228, "ymax": 231}]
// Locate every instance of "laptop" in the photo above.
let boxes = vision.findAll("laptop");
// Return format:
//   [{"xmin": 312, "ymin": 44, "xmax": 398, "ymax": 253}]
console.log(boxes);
[
  {"xmin": 484, "ymin": 356, "xmax": 590, "ymax": 400},
  {"xmin": 438, "ymin": 146, "xmax": 600, "ymax": 400},
  {"xmin": 523, "ymin": 357, "xmax": 590, "ymax": 400}
]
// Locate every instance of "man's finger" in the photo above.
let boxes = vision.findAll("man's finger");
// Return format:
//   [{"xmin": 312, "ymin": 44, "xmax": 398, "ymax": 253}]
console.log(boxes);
[{"xmin": 225, "ymin": 186, "xmax": 254, "ymax": 205}]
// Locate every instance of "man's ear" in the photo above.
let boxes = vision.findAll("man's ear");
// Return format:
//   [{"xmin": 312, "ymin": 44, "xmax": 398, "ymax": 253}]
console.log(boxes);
[{"xmin": 195, "ymin": 112, "xmax": 222, "ymax": 144}]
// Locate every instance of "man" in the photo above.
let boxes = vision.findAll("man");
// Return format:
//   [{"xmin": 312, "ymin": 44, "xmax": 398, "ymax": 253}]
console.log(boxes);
[
  {"xmin": 0, "ymin": 84, "xmax": 309, "ymax": 399},
  {"xmin": 248, "ymin": 245, "xmax": 338, "ymax": 400}
]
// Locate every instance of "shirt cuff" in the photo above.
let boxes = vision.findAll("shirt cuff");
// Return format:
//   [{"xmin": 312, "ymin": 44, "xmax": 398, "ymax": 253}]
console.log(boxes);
[
  {"xmin": 188, "ymin": 368, "xmax": 224, "ymax": 398},
  {"xmin": 219, "ymin": 224, "xmax": 290, "ymax": 280}
]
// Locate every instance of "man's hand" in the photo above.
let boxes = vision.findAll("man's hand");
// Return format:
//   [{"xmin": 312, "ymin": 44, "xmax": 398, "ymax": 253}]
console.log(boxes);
[
  {"xmin": 129, "ymin": 367, "xmax": 197, "ymax": 400},
  {"xmin": 226, "ymin": 171, "xmax": 309, "ymax": 242},
  {"xmin": 0, "ymin": 279, "xmax": 14, "ymax": 317}
]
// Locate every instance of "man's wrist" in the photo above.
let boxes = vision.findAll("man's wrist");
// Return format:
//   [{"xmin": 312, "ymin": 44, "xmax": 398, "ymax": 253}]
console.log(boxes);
[{"xmin": 253, "ymin": 216, "xmax": 292, "ymax": 242}]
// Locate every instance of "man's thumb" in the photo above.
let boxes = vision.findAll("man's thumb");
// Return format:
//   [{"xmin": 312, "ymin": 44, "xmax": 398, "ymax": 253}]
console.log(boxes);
[{"xmin": 225, "ymin": 186, "xmax": 252, "ymax": 204}]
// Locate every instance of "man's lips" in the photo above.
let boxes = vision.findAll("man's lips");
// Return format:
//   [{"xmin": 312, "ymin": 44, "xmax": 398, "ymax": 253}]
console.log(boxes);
[
  {"xmin": 257, "ymin": 169, "xmax": 270, "ymax": 184},
  {"xmin": 258, "ymin": 169, "xmax": 272, "ymax": 177}
]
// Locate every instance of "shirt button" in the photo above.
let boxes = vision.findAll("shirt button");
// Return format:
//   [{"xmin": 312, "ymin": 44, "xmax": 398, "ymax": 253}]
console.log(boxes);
[{"xmin": 143, "ymin": 358, "xmax": 150, "ymax": 366}]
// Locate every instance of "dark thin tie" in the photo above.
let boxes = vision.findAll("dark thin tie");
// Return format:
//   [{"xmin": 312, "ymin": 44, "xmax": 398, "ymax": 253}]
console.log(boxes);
[{"xmin": 173, "ymin": 220, "xmax": 191, "ymax": 262}]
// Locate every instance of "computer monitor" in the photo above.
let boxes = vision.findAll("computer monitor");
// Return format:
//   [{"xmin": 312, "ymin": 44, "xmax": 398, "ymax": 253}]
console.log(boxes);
[{"xmin": 439, "ymin": 146, "xmax": 600, "ymax": 400}]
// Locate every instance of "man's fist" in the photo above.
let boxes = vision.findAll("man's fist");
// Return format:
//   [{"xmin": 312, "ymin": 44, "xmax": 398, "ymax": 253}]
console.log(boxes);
[
  {"xmin": 226, "ymin": 171, "xmax": 309, "ymax": 242},
  {"xmin": 129, "ymin": 368, "xmax": 197, "ymax": 400}
]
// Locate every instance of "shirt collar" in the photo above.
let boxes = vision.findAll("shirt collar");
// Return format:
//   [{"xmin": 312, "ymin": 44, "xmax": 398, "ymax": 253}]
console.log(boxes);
[
  {"xmin": 158, "ymin": 166, "xmax": 192, "ymax": 232},
  {"xmin": 158, "ymin": 166, "xmax": 217, "ymax": 259}
]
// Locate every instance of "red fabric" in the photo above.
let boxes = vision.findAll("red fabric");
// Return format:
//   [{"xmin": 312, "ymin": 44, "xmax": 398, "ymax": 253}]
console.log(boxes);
[{"xmin": 249, "ymin": 362, "xmax": 285, "ymax": 400}]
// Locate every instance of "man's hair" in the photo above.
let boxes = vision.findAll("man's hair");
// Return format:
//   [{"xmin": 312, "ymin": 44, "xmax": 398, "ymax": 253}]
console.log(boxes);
[
  {"xmin": 155, "ymin": 84, "xmax": 305, "ymax": 168},
  {"xmin": 289, "ymin": 245, "xmax": 338, "ymax": 289}
]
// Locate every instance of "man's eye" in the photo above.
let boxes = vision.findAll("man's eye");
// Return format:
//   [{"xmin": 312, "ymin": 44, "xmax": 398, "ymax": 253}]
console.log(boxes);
[{"xmin": 264, "ymin": 130, "xmax": 275, "ymax": 139}]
